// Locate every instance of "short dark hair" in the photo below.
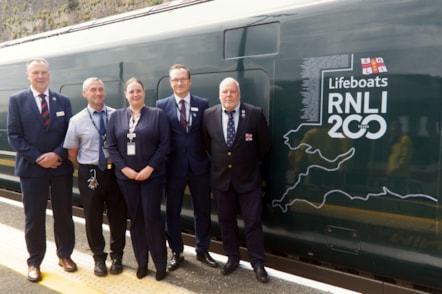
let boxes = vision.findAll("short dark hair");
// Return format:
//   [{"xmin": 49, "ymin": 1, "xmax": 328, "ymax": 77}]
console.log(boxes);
[{"xmin": 169, "ymin": 64, "xmax": 191, "ymax": 79}]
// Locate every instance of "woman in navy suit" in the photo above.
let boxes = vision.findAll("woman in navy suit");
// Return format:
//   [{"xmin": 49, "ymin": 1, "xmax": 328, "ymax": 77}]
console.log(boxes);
[{"xmin": 107, "ymin": 77, "xmax": 170, "ymax": 281}]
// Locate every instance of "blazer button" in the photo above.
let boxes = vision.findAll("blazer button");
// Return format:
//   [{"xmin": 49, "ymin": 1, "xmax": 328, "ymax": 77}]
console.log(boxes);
[
  {"xmin": 227, "ymin": 152, "xmax": 232, "ymax": 156},
  {"xmin": 228, "ymin": 164, "xmax": 232, "ymax": 169}
]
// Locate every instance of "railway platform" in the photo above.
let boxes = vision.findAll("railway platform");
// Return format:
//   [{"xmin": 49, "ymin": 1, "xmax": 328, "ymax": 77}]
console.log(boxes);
[{"xmin": 0, "ymin": 196, "xmax": 358, "ymax": 294}]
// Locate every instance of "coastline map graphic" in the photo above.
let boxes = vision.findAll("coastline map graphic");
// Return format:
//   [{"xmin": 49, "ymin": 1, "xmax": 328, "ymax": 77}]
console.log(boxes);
[{"xmin": 271, "ymin": 54, "xmax": 437, "ymax": 213}]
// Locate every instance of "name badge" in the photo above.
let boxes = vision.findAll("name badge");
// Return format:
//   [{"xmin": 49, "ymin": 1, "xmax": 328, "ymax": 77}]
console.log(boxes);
[
  {"xmin": 190, "ymin": 107, "xmax": 199, "ymax": 112},
  {"xmin": 56, "ymin": 111, "xmax": 65, "ymax": 117},
  {"xmin": 103, "ymin": 146, "xmax": 109, "ymax": 158},
  {"xmin": 127, "ymin": 142, "xmax": 136, "ymax": 156}
]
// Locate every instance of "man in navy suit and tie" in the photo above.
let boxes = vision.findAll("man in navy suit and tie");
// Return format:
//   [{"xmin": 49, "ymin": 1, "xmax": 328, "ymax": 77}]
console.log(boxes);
[
  {"xmin": 7, "ymin": 58, "xmax": 77, "ymax": 283},
  {"xmin": 202, "ymin": 77, "xmax": 272, "ymax": 283},
  {"xmin": 156, "ymin": 64, "xmax": 218, "ymax": 271}
]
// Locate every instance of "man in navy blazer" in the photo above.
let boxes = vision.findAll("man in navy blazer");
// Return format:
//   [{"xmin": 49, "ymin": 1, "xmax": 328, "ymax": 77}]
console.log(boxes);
[
  {"xmin": 202, "ymin": 77, "xmax": 272, "ymax": 283},
  {"xmin": 156, "ymin": 64, "xmax": 218, "ymax": 271},
  {"xmin": 7, "ymin": 58, "xmax": 76, "ymax": 283}
]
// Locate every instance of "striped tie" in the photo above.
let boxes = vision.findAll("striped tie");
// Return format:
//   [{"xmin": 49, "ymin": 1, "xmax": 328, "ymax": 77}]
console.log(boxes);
[{"xmin": 39, "ymin": 94, "xmax": 50, "ymax": 127}]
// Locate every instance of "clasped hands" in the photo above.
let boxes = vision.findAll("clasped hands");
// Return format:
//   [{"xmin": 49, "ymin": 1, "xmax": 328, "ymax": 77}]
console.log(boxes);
[
  {"xmin": 121, "ymin": 166, "xmax": 154, "ymax": 181},
  {"xmin": 36, "ymin": 152, "xmax": 62, "ymax": 168}
]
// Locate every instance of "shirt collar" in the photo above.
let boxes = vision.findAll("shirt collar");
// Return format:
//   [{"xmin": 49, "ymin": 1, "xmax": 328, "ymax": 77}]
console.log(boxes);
[
  {"xmin": 174, "ymin": 93, "xmax": 191, "ymax": 105},
  {"xmin": 30, "ymin": 87, "xmax": 49, "ymax": 98},
  {"xmin": 222, "ymin": 103, "xmax": 240, "ymax": 114},
  {"xmin": 87, "ymin": 105, "xmax": 106, "ymax": 114}
]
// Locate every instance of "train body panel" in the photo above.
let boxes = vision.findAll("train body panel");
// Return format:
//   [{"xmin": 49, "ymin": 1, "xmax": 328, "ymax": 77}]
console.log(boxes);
[{"xmin": 0, "ymin": 0, "xmax": 441, "ymax": 291}]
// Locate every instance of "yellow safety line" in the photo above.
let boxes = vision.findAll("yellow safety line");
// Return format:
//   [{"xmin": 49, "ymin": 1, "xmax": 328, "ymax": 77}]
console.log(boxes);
[{"xmin": 0, "ymin": 223, "xmax": 192, "ymax": 294}]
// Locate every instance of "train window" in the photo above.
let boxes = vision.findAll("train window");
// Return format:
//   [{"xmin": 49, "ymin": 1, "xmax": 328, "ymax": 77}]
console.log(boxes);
[
  {"xmin": 156, "ymin": 70, "xmax": 270, "ymax": 117},
  {"xmin": 60, "ymin": 80, "xmax": 126, "ymax": 114},
  {"xmin": 0, "ymin": 88, "xmax": 27, "ymax": 151},
  {"xmin": 224, "ymin": 22, "xmax": 279, "ymax": 59}
]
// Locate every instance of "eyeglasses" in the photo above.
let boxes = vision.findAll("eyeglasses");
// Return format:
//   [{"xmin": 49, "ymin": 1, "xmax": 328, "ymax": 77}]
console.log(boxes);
[{"xmin": 170, "ymin": 78, "xmax": 189, "ymax": 83}]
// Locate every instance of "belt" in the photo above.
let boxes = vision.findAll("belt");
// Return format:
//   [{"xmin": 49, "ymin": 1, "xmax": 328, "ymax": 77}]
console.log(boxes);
[{"xmin": 80, "ymin": 163, "xmax": 114, "ymax": 170}]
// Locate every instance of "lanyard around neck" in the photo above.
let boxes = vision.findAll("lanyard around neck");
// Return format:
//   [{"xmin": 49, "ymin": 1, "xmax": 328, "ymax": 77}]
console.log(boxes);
[
  {"xmin": 87, "ymin": 108, "xmax": 108, "ymax": 140},
  {"xmin": 129, "ymin": 112, "xmax": 141, "ymax": 133}
]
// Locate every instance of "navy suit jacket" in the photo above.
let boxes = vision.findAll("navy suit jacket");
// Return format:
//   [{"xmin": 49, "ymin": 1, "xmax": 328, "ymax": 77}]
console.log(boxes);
[
  {"xmin": 156, "ymin": 94, "xmax": 209, "ymax": 177},
  {"xmin": 7, "ymin": 88, "xmax": 73, "ymax": 177},
  {"xmin": 202, "ymin": 103, "xmax": 271, "ymax": 193},
  {"xmin": 107, "ymin": 106, "xmax": 170, "ymax": 181}
]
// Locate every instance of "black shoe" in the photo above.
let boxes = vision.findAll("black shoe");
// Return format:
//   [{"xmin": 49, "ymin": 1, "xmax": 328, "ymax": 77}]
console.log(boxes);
[
  {"xmin": 167, "ymin": 252, "xmax": 184, "ymax": 271},
  {"xmin": 136, "ymin": 265, "xmax": 148, "ymax": 279},
  {"xmin": 110, "ymin": 259, "xmax": 123, "ymax": 275},
  {"xmin": 254, "ymin": 265, "xmax": 269, "ymax": 283},
  {"xmin": 220, "ymin": 259, "xmax": 239, "ymax": 275},
  {"xmin": 196, "ymin": 251, "xmax": 218, "ymax": 267},
  {"xmin": 155, "ymin": 269, "xmax": 167, "ymax": 281},
  {"xmin": 94, "ymin": 260, "xmax": 107, "ymax": 277}
]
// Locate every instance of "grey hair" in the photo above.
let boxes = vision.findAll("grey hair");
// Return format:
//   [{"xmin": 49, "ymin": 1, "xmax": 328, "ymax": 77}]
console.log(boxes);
[
  {"xmin": 82, "ymin": 77, "xmax": 104, "ymax": 91},
  {"xmin": 219, "ymin": 77, "xmax": 241, "ymax": 95},
  {"xmin": 26, "ymin": 58, "xmax": 49, "ymax": 71}
]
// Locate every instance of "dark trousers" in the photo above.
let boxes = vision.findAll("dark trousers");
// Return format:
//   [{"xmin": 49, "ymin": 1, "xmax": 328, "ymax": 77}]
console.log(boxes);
[
  {"xmin": 165, "ymin": 172, "xmax": 211, "ymax": 253},
  {"xmin": 213, "ymin": 187, "xmax": 265, "ymax": 268},
  {"xmin": 117, "ymin": 177, "xmax": 167, "ymax": 271},
  {"xmin": 21, "ymin": 174, "xmax": 75, "ymax": 266},
  {"xmin": 78, "ymin": 165, "xmax": 127, "ymax": 262}
]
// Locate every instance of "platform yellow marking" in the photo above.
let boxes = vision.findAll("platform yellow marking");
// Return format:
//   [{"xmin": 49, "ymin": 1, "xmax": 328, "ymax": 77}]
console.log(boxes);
[{"xmin": 0, "ymin": 223, "xmax": 193, "ymax": 293}]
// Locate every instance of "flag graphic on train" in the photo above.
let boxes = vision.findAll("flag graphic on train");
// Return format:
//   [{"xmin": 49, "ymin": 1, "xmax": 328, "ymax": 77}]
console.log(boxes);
[{"xmin": 361, "ymin": 57, "xmax": 388, "ymax": 75}]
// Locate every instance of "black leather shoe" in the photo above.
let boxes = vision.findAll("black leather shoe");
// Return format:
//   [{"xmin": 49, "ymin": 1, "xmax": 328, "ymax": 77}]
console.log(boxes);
[
  {"xmin": 136, "ymin": 265, "xmax": 148, "ymax": 279},
  {"xmin": 155, "ymin": 269, "xmax": 167, "ymax": 281},
  {"xmin": 110, "ymin": 259, "xmax": 123, "ymax": 275},
  {"xmin": 94, "ymin": 260, "xmax": 107, "ymax": 277},
  {"xmin": 167, "ymin": 252, "xmax": 184, "ymax": 271},
  {"xmin": 27, "ymin": 266, "xmax": 42, "ymax": 282},
  {"xmin": 254, "ymin": 265, "xmax": 269, "ymax": 283},
  {"xmin": 196, "ymin": 251, "xmax": 218, "ymax": 267},
  {"xmin": 220, "ymin": 259, "xmax": 239, "ymax": 275}
]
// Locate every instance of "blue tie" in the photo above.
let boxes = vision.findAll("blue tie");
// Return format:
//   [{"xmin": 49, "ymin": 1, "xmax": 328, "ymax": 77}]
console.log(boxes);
[
  {"xmin": 98, "ymin": 111, "xmax": 106, "ymax": 171},
  {"xmin": 225, "ymin": 110, "xmax": 236, "ymax": 148}
]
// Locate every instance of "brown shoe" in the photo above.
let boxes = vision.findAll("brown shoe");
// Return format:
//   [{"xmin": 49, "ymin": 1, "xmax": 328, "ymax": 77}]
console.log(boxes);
[
  {"xmin": 27, "ymin": 266, "xmax": 41, "ymax": 282},
  {"xmin": 58, "ymin": 257, "xmax": 77, "ymax": 272}
]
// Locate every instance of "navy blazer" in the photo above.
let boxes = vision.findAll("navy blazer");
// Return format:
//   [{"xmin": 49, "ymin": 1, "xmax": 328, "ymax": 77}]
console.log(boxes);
[
  {"xmin": 7, "ymin": 88, "xmax": 73, "ymax": 177},
  {"xmin": 202, "ymin": 102, "xmax": 271, "ymax": 193},
  {"xmin": 156, "ymin": 94, "xmax": 209, "ymax": 177},
  {"xmin": 107, "ymin": 106, "xmax": 170, "ymax": 181}
]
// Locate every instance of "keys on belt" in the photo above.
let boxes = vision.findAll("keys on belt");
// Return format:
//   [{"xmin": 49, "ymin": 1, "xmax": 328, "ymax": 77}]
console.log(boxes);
[{"xmin": 82, "ymin": 163, "xmax": 114, "ymax": 191}]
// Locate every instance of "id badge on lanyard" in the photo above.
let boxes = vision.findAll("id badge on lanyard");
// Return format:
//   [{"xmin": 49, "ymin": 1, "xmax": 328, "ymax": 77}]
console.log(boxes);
[
  {"xmin": 127, "ymin": 133, "xmax": 136, "ymax": 155},
  {"xmin": 127, "ymin": 113, "xmax": 139, "ymax": 156},
  {"xmin": 103, "ymin": 146, "xmax": 110, "ymax": 158}
]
